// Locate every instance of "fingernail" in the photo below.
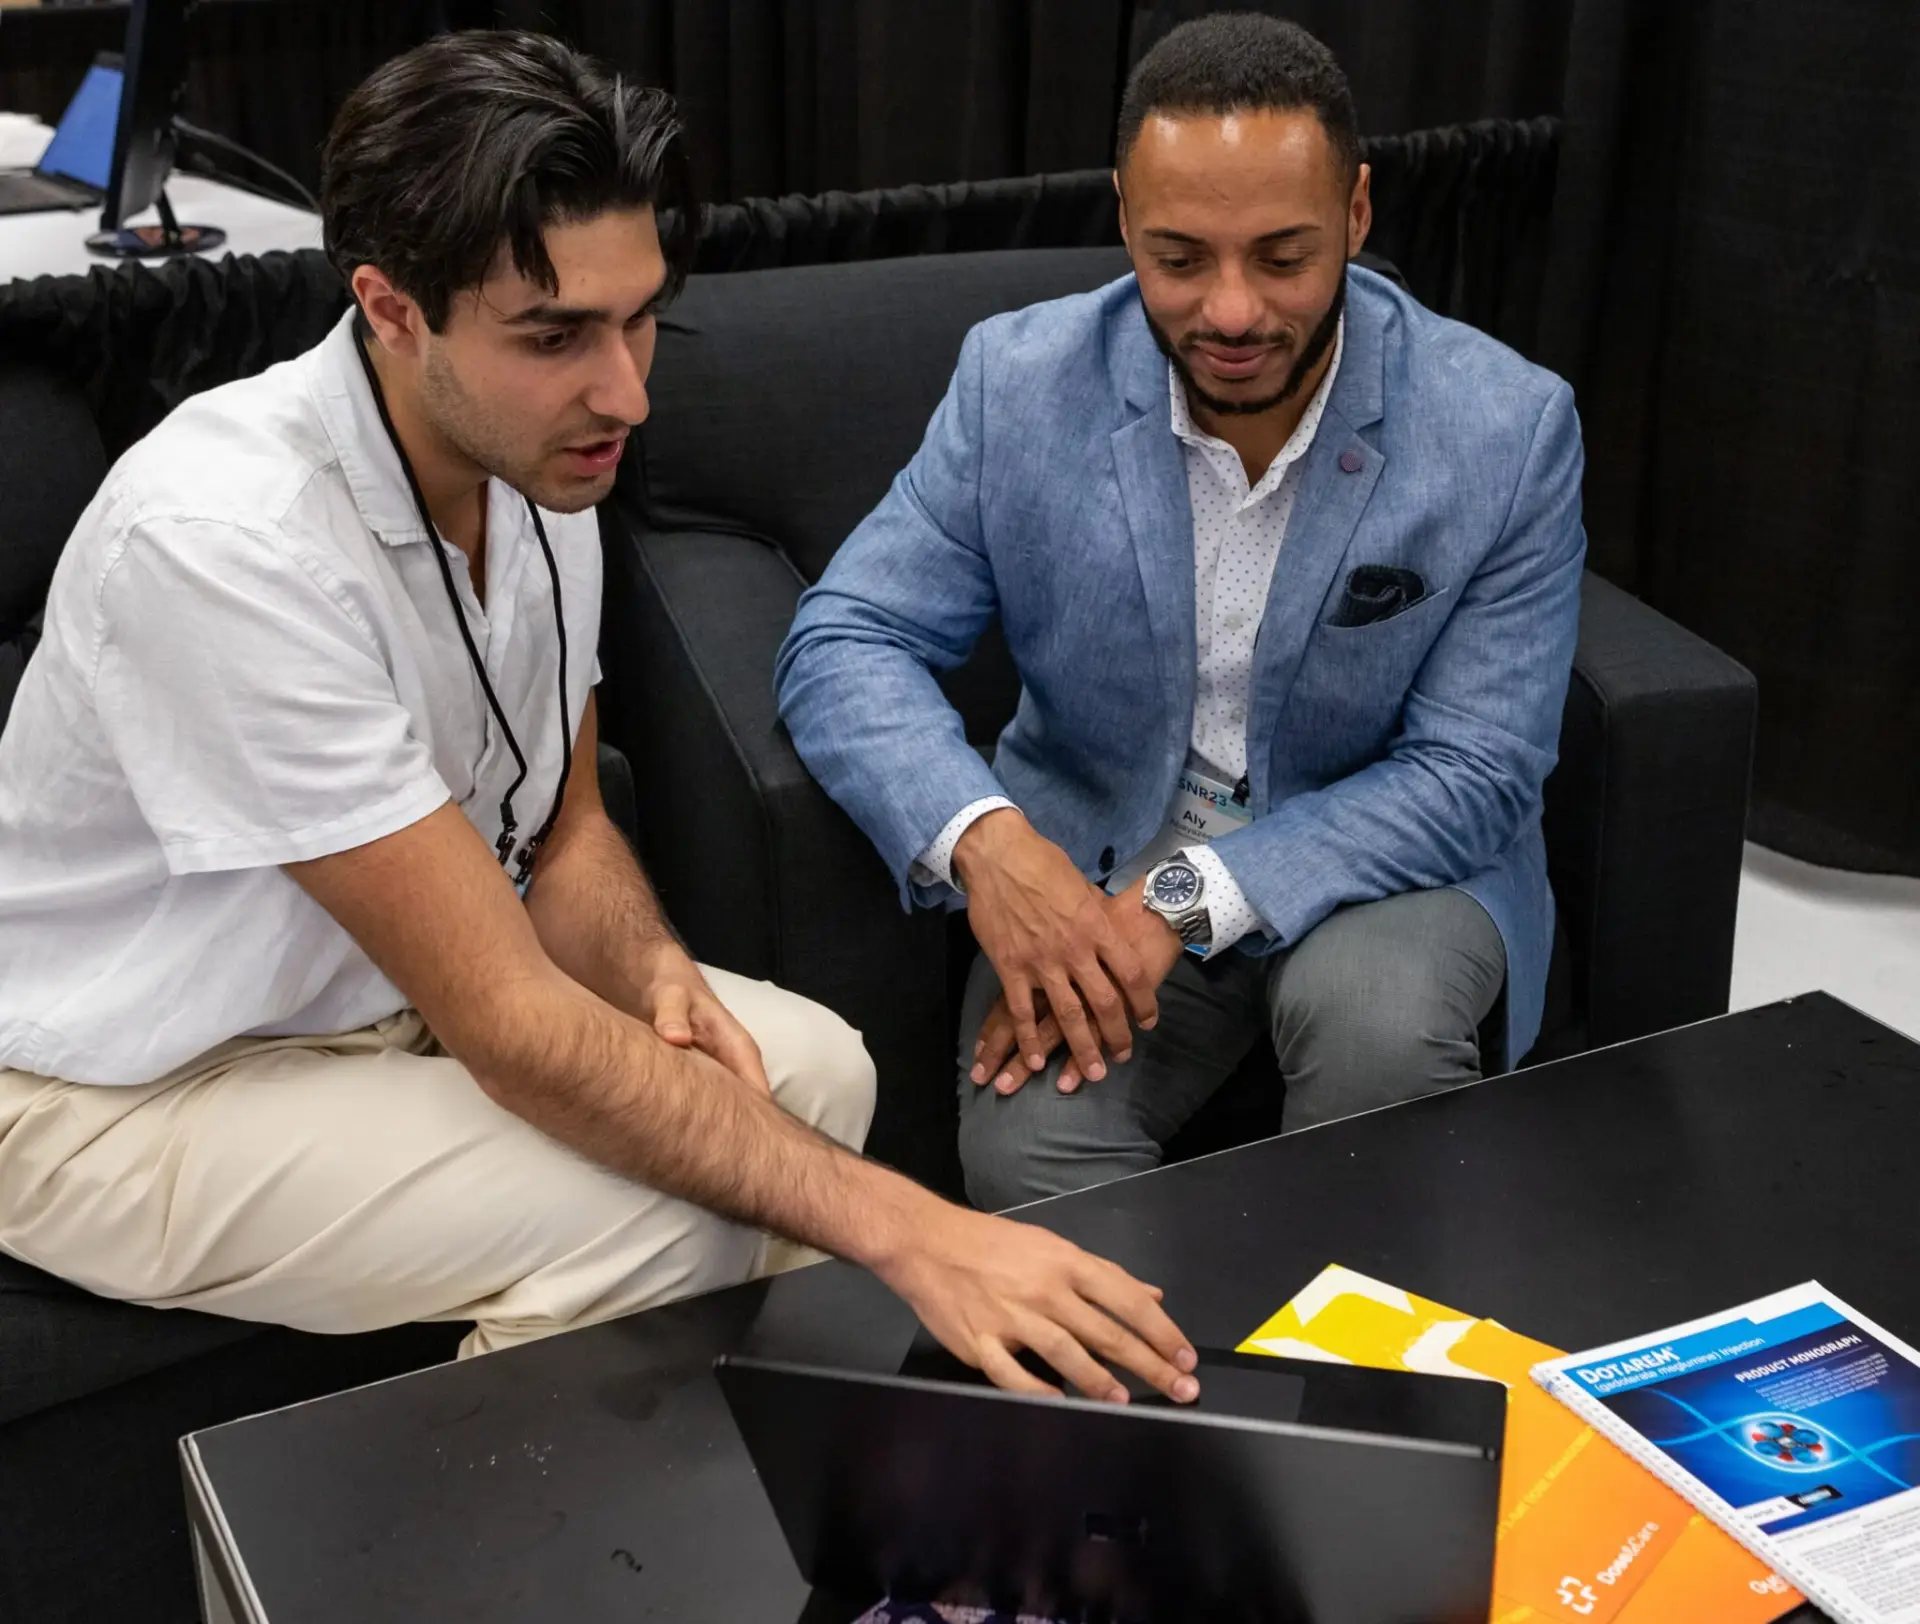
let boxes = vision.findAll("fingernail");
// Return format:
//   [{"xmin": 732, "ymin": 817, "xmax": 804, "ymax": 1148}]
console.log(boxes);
[
  {"xmin": 995, "ymin": 1073, "xmax": 1015, "ymax": 1093},
  {"xmin": 1141, "ymin": 1017, "xmax": 1158, "ymax": 1030},
  {"xmin": 1086, "ymin": 1061, "xmax": 1106, "ymax": 1081},
  {"xmin": 969, "ymin": 1064, "xmax": 985, "ymax": 1083},
  {"xmin": 1176, "ymin": 1347, "xmax": 1198, "ymax": 1373},
  {"xmin": 1058, "ymin": 1075, "xmax": 1078, "ymax": 1094},
  {"xmin": 1116, "ymin": 1049, "xmax": 1132, "ymax": 1064},
  {"xmin": 1174, "ymin": 1376, "xmax": 1199, "ymax": 1402},
  {"xmin": 1108, "ymin": 1386, "xmax": 1129, "ymax": 1405},
  {"xmin": 1027, "ymin": 1053, "xmax": 1046, "ymax": 1070}
]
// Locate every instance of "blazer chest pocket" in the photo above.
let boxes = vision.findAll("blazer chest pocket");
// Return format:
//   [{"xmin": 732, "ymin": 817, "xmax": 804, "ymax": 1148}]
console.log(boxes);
[
  {"xmin": 1318, "ymin": 581, "xmax": 1453, "ymax": 640},
  {"xmin": 1304, "ymin": 585, "xmax": 1457, "ymax": 704}
]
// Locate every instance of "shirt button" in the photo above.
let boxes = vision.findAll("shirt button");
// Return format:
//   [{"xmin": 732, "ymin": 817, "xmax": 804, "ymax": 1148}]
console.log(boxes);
[
  {"xmin": 1229, "ymin": 705, "xmax": 1246, "ymax": 724},
  {"xmin": 1223, "ymin": 612, "xmax": 1245, "ymax": 631}
]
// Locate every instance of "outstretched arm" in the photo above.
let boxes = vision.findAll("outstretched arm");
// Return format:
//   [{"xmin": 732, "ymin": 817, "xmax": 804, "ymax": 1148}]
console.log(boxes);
[{"xmin": 287, "ymin": 800, "xmax": 1200, "ymax": 1405}]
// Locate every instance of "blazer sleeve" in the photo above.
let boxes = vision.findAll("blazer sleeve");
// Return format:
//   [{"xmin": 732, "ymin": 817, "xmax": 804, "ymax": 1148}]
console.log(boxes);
[
  {"xmin": 1209, "ymin": 381, "xmax": 1588, "ymax": 945},
  {"xmin": 774, "ymin": 323, "xmax": 1009, "ymax": 906}
]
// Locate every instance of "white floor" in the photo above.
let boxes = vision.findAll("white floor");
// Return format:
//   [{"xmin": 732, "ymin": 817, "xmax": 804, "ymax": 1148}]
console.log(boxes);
[{"xmin": 1732, "ymin": 842, "xmax": 1920, "ymax": 1040}]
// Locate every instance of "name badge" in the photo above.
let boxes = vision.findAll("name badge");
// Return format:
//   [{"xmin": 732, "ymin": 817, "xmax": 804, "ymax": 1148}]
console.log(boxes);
[
  {"xmin": 1106, "ymin": 763, "xmax": 1254, "ymax": 896},
  {"xmin": 1170, "ymin": 765, "xmax": 1252, "ymax": 843}
]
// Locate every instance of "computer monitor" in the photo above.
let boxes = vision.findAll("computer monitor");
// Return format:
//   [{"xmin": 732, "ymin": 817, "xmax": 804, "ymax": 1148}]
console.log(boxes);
[
  {"xmin": 37, "ymin": 58, "xmax": 124, "ymax": 192},
  {"xmin": 86, "ymin": 0, "xmax": 225, "ymax": 258}
]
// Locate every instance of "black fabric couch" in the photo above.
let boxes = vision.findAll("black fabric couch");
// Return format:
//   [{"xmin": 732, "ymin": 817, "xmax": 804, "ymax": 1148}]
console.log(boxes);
[{"xmin": 597, "ymin": 244, "xmax": 1760, "ymax": 1195}]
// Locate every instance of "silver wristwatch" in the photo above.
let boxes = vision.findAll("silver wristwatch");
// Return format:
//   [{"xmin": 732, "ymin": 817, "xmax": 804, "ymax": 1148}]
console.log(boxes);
[{"xmin": 1141, "ymin": 856, "xmax": 1212, "ymax": 951}]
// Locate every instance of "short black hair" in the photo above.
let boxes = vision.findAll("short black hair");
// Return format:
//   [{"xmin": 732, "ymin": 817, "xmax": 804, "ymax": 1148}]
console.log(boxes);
[
  {"xmin": 1115, "ymin": 12, "xmax": 1359, "ymax": 184},
  {"xmin": 322, "ymin": 30, "xmax": 696, "ymax": 332}
]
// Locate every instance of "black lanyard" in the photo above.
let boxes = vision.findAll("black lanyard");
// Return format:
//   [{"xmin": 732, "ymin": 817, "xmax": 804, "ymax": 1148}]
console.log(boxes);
[{"xmin": 353, "ymin": 333, "xmax": 573, "ymax": 889}]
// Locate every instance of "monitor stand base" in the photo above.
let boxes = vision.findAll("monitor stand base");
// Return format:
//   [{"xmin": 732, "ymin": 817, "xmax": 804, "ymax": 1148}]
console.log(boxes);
[{"xmin": 86, "ymin": 189, "xmax": 226, "ymax": 259}]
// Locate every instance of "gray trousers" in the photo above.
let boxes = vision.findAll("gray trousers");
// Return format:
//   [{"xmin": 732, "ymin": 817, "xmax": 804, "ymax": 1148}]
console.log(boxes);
[{"xmin": 955, "ymin": 887, "xmax": 1506, "ymax": 1213}]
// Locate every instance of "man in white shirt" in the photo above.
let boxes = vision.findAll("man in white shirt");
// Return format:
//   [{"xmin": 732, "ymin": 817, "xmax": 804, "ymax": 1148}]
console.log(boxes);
[
  {"xmin": 776, "ymin": 15, "xmax": 1585, "ymax": 1210},
  {"xmin": 0, "ymin": 31, "xmax": 1203, "ymax": 1406}
]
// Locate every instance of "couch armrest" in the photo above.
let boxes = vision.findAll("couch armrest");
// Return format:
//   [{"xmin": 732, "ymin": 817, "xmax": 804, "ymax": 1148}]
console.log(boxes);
[
  {"xmin": 596, "ymin": 517, "xmax": 959, "ymax": 1192},
  {"xmin": 1544, "ymin": 571, "xmax": 1756, "ymax": 1047}
]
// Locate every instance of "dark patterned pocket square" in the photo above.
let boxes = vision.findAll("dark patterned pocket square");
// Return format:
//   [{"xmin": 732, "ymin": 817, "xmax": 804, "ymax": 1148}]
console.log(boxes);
[{"xmin": 1330, "ymin": 564, "xmax": 1428, "ymax": 627}]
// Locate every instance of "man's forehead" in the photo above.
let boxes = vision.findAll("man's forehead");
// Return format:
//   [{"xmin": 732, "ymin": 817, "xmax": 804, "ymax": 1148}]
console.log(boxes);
[
  {"xmin": 476, "ymin": 209, "xmax": 667, "ymax": 322},
  {"xmin": 1128, "ymin": 108, "xmax": 1343, "ymax": 193}
]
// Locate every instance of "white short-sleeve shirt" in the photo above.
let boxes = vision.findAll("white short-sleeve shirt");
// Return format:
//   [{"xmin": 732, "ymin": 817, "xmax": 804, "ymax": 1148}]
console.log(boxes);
[{"xmin": 0, "ymin": 310, "xmax": 602, "ymax": 1085}]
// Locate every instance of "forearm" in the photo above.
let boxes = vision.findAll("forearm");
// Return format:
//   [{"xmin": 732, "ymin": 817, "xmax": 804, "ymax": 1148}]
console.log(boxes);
[
  {"xmin": 523, "ymin": 810, "xmax": 676, "ymax": 1015},
  {"xmin": 474, "ymin": 967, "xmax": 929, "ymax": 1268},
  {"xmin": 1215, "ymin": 727, "xmax": 1548, "ymax": 943},
  {"xmin": 777, "ymin": 622, "xmax": 1006, "ymax": 887}
]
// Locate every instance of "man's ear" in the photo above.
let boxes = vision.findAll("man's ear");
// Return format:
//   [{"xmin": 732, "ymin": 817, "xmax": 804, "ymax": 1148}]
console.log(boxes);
[
  {"xmin": 1113, "ymin": 168, "xmax": 1131, "ymax": 253},
  {"xmin": 351, "ymin": 265, "xmax": 427, "ymax": 361},
  {"xmin": 1346, "ymin": 162, "xmax": 1373, "ymax": 260}
]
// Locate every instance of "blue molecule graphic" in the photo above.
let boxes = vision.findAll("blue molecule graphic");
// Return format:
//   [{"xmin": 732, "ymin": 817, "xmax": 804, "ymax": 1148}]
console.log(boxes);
[{"xmin": 1745, "ymin": 1417, "xmax": 1830, "ymax": 1468}]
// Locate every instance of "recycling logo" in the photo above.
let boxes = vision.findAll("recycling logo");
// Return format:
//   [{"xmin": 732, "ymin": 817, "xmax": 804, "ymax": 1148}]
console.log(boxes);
[{"xmin": 1556, "ymin": 1576, "xmax": 1598, "ymax": 1614}]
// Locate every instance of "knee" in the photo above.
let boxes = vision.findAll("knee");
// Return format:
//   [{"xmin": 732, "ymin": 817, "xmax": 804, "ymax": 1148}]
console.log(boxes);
[
  {"xmin": 956, "ymin": 1096, "xmax": 1033, "ymax": 1214},
  {"xmin": 1278, "ymin": 929, "xmax": 1489, "ymax": 1092},
  {"xmin": 770, "ymin": 1001, "xmax": 877, "ymax": 1153}
]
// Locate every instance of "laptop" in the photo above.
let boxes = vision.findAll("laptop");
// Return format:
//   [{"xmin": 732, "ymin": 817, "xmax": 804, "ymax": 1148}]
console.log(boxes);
[
  {"xmin": 0, "ymin": 55, "xmax": 125, "ymax": 216},
  {"xmin": 717, "ymin": 1346, "xmax": 1504, "ymax": 1623}
]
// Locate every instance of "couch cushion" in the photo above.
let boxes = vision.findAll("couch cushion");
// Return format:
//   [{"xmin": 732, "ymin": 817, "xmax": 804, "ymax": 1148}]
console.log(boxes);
[
  {"xmin": 0, "ymin": 362, "xmax": 106, "ymax": 638},
  {"xmin": 0, "ymin": 1250, "xmax": 257, "ymax": 1426},
  {"xmin": 632, "ymin": 246, "xmax": 1132, "ymax": 585},
  {"xmin": 0, "ymin": 362, "xmax": 107, "ymax": 729}
]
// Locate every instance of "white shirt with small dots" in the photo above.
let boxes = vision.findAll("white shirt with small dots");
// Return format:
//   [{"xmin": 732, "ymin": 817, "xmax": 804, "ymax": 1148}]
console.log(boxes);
[{"xmin": 914, "ymin": 318, "xmax": 1344, "ymax": 961}]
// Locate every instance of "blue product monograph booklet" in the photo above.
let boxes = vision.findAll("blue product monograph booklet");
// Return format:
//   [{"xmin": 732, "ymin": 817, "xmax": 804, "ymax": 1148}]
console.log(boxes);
[{"xmin": 1534, "ymin": 1283, "xmax": 1920, "ymax": 1624}]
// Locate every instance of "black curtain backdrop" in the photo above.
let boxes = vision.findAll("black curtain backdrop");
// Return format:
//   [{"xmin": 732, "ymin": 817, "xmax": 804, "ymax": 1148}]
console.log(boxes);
[
  {"xmin": 1543, "ymin": 0, "xmax": 1920, "ymax": 874},
  {"xmin": 2, "ymin": 0, "xmax": 1913, "ymax": 871},
  {"xmin": 492, "ymin": 0, "xmax": 1134, "ymax": 202}
]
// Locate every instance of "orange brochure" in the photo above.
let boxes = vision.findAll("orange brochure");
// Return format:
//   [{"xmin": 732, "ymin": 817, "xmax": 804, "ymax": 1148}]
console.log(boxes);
[{"xmin": 1238, "ymin": 1266, "xmax": 1802, "ymax": 1624}]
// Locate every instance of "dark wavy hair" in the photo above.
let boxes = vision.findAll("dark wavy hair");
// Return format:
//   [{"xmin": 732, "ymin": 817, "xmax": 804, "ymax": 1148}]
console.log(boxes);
[
  {"xmin": 1116, "ymin": 13, "xmax": 1359, "ymax": 184},
  {"xmin": 321, "ymin": 30, "xmax": 697, "ymax": 331}
]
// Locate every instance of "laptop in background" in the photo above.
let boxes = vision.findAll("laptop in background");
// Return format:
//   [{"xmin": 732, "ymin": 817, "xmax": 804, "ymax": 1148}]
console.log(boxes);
[
  {"xmin": 0, "ymin": 55, "xmax": 125, "ymax": 215},
  {"xmin": 717, "ymin": 1347, "xmax": 1504, "ymax": 1623}
]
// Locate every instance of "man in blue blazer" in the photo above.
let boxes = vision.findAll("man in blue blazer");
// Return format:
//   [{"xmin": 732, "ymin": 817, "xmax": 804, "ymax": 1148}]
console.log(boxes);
[{"xmin": 777, "ymin": 15, "xmax": 1586, "ymax": 1212}]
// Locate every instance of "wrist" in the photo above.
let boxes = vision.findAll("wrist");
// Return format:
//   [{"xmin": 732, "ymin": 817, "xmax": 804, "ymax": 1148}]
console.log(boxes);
[
  {"xmin": 951, "ymin": 806, "xmax": 1028, "ymax": 891},
  {"xmin": 842, "ymin": 1169, "xmax": 948, "ymax": 1278},
  {"xmin": 631, "ymin": 931, "xmax": 685, "ymax": 971}
]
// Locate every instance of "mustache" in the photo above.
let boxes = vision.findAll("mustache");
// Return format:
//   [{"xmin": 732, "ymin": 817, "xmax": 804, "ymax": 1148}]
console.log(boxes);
[{"xmin": 1181, "ymin": 329, "xmax": 1294, "ymax": 351}]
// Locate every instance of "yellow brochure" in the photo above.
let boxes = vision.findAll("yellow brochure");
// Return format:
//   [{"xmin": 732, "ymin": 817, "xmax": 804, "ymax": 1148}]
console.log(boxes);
[{"xmin": 1239, "ymin": 1266, "xmax": 1801, "ymax": 1624}]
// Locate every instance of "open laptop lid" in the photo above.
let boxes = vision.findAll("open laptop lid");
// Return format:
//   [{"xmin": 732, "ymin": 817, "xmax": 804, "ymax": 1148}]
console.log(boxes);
[
  {"xmin": 718, "ymin": 1350, "xmax": 1502, "ymax": 1623},
  {"xmin": 34, "ymin": 54, "xmax": 124, "ymax": 192}
]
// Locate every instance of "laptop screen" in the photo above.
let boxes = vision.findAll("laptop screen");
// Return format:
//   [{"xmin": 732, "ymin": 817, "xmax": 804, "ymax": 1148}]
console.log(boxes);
[{"xmin": 38, "ymin": 61, "xmax": 124, "ymax": 190}]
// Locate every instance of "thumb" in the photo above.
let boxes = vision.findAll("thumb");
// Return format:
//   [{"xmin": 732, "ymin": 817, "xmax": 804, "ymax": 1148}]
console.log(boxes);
[{"xmin": 653, "ymin": 982, "xmax": 694, "ymax": 1044}]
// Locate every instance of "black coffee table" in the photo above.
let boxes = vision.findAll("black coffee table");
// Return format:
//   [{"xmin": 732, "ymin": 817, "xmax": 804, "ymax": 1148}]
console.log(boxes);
[{"xmin": 184, "ymin": 993, "xmax": 1914, "ymax": 1624}]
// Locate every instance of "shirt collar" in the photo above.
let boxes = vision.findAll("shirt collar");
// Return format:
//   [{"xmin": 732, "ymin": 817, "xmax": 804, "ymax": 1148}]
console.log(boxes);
[
  {"xmin": 1168, "ymin": 313, "xmax": 1345, "ymax": 484},
  {"xmin": 308, "ymin": 308, "xmax": 444, "ymax": 549}
]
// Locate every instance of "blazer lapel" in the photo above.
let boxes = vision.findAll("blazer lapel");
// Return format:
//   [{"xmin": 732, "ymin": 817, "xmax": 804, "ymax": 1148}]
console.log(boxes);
[
  {"xmin": 1244, "ymin": 287, "xmax": 1389, "ymax": 810},
  {"xmin": 1108, "ymin": 307, "xmax": 1196, "ymax": 775},
  {"xmin": 1111, "ymin": 413, "xmax": 1196, "ymax": 716}
]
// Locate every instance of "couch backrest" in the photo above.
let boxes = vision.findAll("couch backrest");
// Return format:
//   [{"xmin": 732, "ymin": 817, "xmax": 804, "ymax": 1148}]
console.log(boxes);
[
  {"xmin": 0, "ymin": 363, "xmax": 108, "ymax": 728},
  {"xmin": 630, "ymin": 245, "xmax": 1133, "ymax": 586}
]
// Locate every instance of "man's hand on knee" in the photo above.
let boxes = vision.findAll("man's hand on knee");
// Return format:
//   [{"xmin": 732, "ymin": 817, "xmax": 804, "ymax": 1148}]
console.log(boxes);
[
  {"xmin": 878, "ymin": 1203, "xmax": 1200, "ymax": 1405},
  {"xmin": 636, "ymin": 942, "xmax": 771, "ymax": 1094},
  {"xmin": 971, "ymin": 878, "xmax": 1185, "ymax": 1095},
  {"xmin": 954, "ymin": 809, "xmax": 1158, "ymax": 1086}
]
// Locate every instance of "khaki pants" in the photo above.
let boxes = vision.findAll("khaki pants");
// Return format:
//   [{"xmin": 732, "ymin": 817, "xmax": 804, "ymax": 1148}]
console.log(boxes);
[{"xmin": 0, "ymin": 966, "xmax": 875, "ymax": 1358}]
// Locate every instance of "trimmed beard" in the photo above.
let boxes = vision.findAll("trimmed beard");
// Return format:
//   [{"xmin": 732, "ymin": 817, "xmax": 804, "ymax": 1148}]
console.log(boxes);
[{"xmin": 1145, "ymin": 269, "xmax": 1347, "ymax": 419}]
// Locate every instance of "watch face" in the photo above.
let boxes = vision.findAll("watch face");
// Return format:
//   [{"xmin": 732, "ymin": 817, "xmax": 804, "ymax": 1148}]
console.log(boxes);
[{"xmin": 1149, "ymin": 862, "xmax": 1201, "ymax": 910}]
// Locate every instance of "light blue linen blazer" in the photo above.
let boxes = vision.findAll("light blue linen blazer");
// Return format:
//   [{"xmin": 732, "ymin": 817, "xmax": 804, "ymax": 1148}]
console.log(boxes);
[{"xmin": 775, "ymin": 266, "xmax": 1586, "ymax": 1061}]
